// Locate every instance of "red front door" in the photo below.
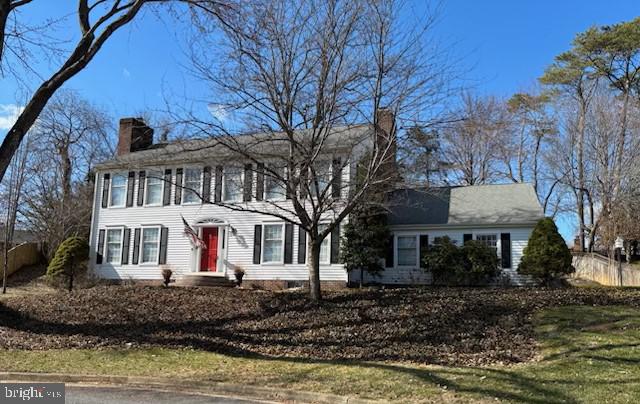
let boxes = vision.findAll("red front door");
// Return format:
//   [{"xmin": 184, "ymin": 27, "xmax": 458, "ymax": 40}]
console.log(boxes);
[{"xmin": 200, "ymin": 227, "xmax": 219, "ymax": 272}]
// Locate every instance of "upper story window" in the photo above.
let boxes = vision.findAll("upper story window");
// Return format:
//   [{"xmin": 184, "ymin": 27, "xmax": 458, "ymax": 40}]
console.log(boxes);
[
  {"xmin": 145, "ymin": 171, "xmax": 164, "ymax": 206},
  {"xmin": 397, "ymin": 235, "xmax": 417, "ymax": 266},
  {"xmin": 264, "ymin": 165, "xmax": 286, "ymax": 200},
  {"xmin": 262, "ymin": 223, "xmax": 284, "ymax": 263},
  {"xmin": 109, "ymin": 174, "xmax": 127, "ymax": 207},
  {"xmin": 106, "ymin": 228, "xmax": 123, "ymax": 264},
  {"xmin": 224, "ymin": 166, "xmax": 243, "ymax": 202},
  {"xmin": 141, "ymin": 226, "xmax": 160, "ymax": 264},
  {"xmin": 183, "ymin": 168, "xmax": 201, "ymax": 204},
  {"xmin": 310, "ymin": 161, "xmax": 331, "ymax": 198}
]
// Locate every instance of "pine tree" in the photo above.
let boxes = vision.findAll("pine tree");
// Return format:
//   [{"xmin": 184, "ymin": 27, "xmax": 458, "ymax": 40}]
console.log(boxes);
[{"xmin": 518, "ymin": 218, "xmax": 573, "ymax": 285}]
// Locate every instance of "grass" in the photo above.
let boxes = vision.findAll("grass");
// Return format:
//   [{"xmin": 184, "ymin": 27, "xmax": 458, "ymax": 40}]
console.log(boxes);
[{"xmin": 1, "ymin": 304, "xmax": 640, "ymax": 403}]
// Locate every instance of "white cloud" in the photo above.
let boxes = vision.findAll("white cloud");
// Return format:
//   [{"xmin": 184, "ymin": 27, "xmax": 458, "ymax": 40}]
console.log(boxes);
[
  {"xmin": 207, "ymin": 103, "xmax": 228, "ymax": 123},
  {"xmin": 122, "ymin": 68, "xmax": 131, "ymax": 79},
  {"xmin": 0, "ymin": 104, "xmax": 24, "ymax": 131}
]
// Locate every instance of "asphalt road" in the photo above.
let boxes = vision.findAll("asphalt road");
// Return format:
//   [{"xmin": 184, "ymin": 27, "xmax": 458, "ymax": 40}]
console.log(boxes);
[{"xmin": 65, "ymin": 385, "xmax": 271, "ymax": 404}]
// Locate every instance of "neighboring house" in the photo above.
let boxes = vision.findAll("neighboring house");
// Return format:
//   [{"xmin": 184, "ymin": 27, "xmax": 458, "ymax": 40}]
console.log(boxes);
[{"xmin": 89, "ymin": 115, "xmax": 544, "ymax": 288}]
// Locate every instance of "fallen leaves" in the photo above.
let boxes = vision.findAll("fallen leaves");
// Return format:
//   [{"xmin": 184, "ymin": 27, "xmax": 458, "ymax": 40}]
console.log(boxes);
[{"xmin": 0, "ymin": 286, "xmax": 638, "ymax": 366}]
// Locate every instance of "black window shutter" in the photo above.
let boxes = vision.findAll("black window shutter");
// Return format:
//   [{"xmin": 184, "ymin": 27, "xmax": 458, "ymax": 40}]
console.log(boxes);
[
  {"xmin": 96, "ymin": 229, "xmax": 105, "ymax": 264},
  {"xmin": 214, "ymin": 165, "xmax": 223, "ymax": 203},
  {"xmin": 137, "ymin": 171, "xmax": 146, "ymax": 206},
  {"xmin": 101, "ymin": 174, "xmax": 110, "ymax": 208},
  {"xmin": 299, "ymin": 165, "xmax": 308, "ymax": 199},
  {"xmin": 419, "ymin": 235, "xmax": 429, "ymax": 268},
  {"xmin": 297, "ymin": 226, "xmax": 307, "ymax": 264},
  {"xmin": 256, "ymin": 163, "xmax": 264, "ymax": 201},
  {"xmin": 174, "ymin": 168, "xmax": 183, "ymax": 205},
  {"xmin": 202, "ymin": 166, "xmax": 211, "ymax": 203},
  {"xmin": 385, "ymin": 235, "xmax": 394, "ymax": 268},
  {"xmin": 284, "ymin": 223, "xmax": 293, "ymax": 264},
  {"xmin": 501, "ymin": 233, "xmax": 512, "ymax": 268},
  {"xmin": 331, "ymin": 158, "xmax": 342, "ymax": 198},
  {"xmin": 132, "ymin": 228, "xmax": 141, "ymax": 265},
  {"xmin": 121, "ymin": 228, "xmax": 131, "ymax": 265},
  {"xmin": 159, "ymin": 227, "xmax": 169, "ymax": 264},
  {"xmin": 463, "ymin": 233, "xmax": 472, "ymax": 244},
  {"xmin": 253, "ymin": 225, "xmax": 262, "ymax": 264},
  {"xmin": 285, "ymin": 170, "xmax": 293, "ymax": 200},
  {"xmin": 126, "ymin": 171, "xmax": 135, "ymax": 207},
  {"xmin": 162, "ymin": 169, "xmax": 172, "ymax": 206},
  {"xmin": 243, "ymin": 164, "xmax": 253, "ymax": 202},
  {"xmin": 330, "ymin": 224, "xmax": 341, "ymax": 264}
]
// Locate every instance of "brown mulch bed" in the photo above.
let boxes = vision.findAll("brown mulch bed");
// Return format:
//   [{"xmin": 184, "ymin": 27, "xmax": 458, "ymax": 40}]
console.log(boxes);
[{"xmin": 0, "ymin": 285, "xmax": 639, "ymax": 366}]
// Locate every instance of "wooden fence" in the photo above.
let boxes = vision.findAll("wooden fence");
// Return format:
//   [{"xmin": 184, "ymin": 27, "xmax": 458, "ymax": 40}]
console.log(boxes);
[
  {"xmin": 0, "ymin": 243, "xmax": 42, "ymax": 278},
  {"xmin": 572, "ymin": 252, "xmax": 640, "ymax": 287}
]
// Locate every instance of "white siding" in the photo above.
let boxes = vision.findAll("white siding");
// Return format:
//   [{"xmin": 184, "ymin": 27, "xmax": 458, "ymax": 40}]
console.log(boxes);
[
  {"xmin": 90, "ymin": 166, "xmax": 349, "ymax": 282},
  {"xmin": 350, "ymin": 226, "xmax": 534, "ymax": 285}
]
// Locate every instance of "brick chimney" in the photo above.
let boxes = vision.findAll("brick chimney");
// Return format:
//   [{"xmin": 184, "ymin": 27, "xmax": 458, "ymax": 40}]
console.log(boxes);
[
  {"xmin": 117, "ymin": 117, "xmax": 154, "ymax": 156},
  {"xmin": 375, "ymin": 108, "xmax": 398, "ymax": 181}
]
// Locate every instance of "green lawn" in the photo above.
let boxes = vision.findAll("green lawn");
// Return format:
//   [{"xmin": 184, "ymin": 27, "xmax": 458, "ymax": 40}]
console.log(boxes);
[{"xmin": 1, "ymin": 304, "xmax": 639, "ymax": 403}]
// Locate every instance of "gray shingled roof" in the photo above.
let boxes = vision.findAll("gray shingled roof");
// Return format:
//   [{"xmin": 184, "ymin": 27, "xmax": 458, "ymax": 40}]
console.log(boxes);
[
  {"xmin": 388, "ymin": 183, "xmax": 544, "ymax": 227},
  {"xmin": 96, "ymin": 125, "xmax": 372, "ymax": 170}
]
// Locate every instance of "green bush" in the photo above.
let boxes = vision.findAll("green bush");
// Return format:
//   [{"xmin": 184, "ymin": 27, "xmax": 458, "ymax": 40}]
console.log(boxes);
[
  {"xmin": 462, "ymin": 240, "xmax": 500, "ymax": 284},
  {"xmin": 47, "ymin": 236, "xmax": 89, "ymax": 291},
  {"xmin": 422, "ymin": 237, "xmax": 499, "ymax": 285},
  {"xmin": 518, "ymin": 218, "xmax": 573, "ymax": 285},
  {"xmin": 341, "ymin": 206, "xmax": 390, "ymax": 284}
]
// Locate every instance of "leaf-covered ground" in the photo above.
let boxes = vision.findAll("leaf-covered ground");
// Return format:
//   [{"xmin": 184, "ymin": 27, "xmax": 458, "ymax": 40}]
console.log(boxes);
[{"xmin": 1, "ymin": 286, "xmax": 639, "ymax": 366}]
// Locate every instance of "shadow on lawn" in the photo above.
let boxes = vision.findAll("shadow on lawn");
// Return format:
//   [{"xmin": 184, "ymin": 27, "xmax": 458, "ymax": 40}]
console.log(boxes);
[{"xmin": 1, "ymin": 288, "xmax": 640, "ymax": 402}]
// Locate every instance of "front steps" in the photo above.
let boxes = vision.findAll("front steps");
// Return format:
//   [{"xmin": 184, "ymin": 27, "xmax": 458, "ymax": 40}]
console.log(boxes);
[{"xmin": 175, "ymin": 273, "xmax": 236, "ymax": 287}]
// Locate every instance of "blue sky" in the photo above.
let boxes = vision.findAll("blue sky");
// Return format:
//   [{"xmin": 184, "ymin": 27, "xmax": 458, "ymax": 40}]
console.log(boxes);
[{"xmin": 0, "ymin": 0, "xmax": 639, "ymax": 240}]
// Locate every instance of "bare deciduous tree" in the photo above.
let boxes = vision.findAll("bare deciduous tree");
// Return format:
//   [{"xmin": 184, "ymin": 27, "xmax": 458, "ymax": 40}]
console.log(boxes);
[
  {"xmin": 171, "ymin": 0, "xmax": 448, "ymax": 300},
  {"xmin": 439, "ymin": 93, "xmax": 507, "ymax": 186},
  {"xmin": 21, "ymin": 90, "xmax": 113, "ymax": 259},
  {"xmin": 0, "ymin": 0, "xmax": 230, "ymax": 187}
]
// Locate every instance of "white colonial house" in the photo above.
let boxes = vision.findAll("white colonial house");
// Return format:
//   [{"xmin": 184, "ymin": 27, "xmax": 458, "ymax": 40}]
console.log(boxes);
[{"xmin": 89, "ymin": 116, "xmax": 544, "ymax": 288}]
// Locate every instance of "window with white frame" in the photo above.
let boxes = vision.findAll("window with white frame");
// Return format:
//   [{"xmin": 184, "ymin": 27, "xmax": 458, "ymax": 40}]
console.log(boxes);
[
  {"xmin": 109, "ymin": 173, "xmax": 127, "ymax": 207},
  {"xmin": 145, "ymin": 171, "xmax": 164, "ymax": 205},
  {"xmin": 141, "ymin": 227, "xmax": 160, "ymax": 264},
  {"xmin": 182, "ymin": 168, "xmax": 201, "ymax": 204},
  {"xmin": 105, "ymin": 228, "xmax": 123, "ymax": 264},
  {"xmin": 262, "ymin": 224, "xmax": 284, "ymax": 263},
  {"xmin": 264, "ymin": 165, "xmax": 286, "ymax": 200},
  {"xmin": 224, "ymin": 166, "xmax": 243, "ymax": 202},
  {"xmin": 397, "ymin": 235, "xmax": 417, "ymax": 266},
  {"xmin": 310, "ymin": 161, "xmax": 331, "ymax": 198},
  {"xmin": 476, "ymin": 234, "xmax": 498, "ymax": 253}
]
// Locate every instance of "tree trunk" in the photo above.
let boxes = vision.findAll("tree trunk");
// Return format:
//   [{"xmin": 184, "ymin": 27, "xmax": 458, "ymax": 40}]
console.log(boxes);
[
  {"xmin": 576, "ymin": 103, "xmax": 586, "ymax": 252},
  {"xmin": 307, "ymin": 239, "xmax": 322, "ymax": 301},
  {"xmin": 60, "ymin": 144, "xmax": 72, "ymax": 204},
  {"xmin": 0, "ymin": 0, "xmax": 10, "ymax": 63}
]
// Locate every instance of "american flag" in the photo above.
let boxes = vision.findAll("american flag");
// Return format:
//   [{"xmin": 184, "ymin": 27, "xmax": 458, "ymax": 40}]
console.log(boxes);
[{"xmin": 182, "ymin": 215, "xmax": 207, "ymax": 249}]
